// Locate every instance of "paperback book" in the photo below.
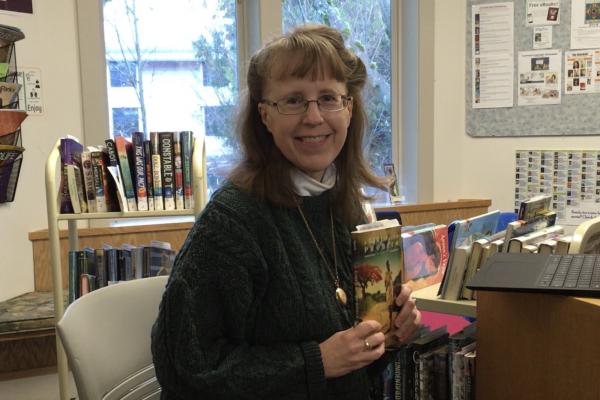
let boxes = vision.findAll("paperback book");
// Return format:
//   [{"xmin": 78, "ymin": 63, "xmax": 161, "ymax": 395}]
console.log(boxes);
[{"xmin": 351, "ymin": 219, "xmax": 402, "ymax": 345}]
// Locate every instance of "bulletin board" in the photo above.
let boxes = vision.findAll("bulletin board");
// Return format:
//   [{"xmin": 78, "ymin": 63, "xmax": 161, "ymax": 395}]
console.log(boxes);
[{"xmin": 466, "ymin": 0, "xmax": 600, "ymax": 137}]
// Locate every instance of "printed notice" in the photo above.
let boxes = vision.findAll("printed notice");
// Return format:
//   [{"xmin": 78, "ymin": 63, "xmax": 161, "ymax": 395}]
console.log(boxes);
[
  {"xmin": 533, "ymin": 26, "xmax": 553, "ymax": 49},
  {"xmin": 472, "ymin": 2, "xmax": 514, "ymax": 109},
  {"xmin": 518, "ymin": 50, "xmax": 561, "ymax": 106},
  {"xmin": 514, "ymin": 150, "xmax": 600, "ymax": 226},
  {"xmin": 17, "ymin": 67, "xmax": 43, "ymax": 115},
  {"xmin": 564, "ymin": 50, "xmax": 594, "ymax": 94},
  {"xmin": 570, "ymin": 0, "xmax": 600, "ymax": 49},
  {"xmin": 526, "ymin": 0, "xmax": 560, "ymax": 26}
]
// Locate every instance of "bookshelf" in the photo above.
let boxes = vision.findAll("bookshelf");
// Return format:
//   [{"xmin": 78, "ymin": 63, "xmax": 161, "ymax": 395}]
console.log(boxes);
[
  {"xmin": 44, "ymin": 135, "xmax": 207, "ymax": 400},
  {"xmin": 412, "ymin": 283, "xmax": 477, "ymax": 318}
]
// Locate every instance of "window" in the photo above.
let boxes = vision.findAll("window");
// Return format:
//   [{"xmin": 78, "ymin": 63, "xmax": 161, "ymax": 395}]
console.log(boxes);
[
  {"xmin": 81, "ymin": 0, "xmax": 415, "ymax": 201},
  {"xmin": 103, "ymin": 0, "xmax": 238, "ymax": 196},
  {"xmin": 108, "ymin": 61, "xmax": 133, "ymax": 87},
  {"xmin": 282, "ymin": 0, "xmax": 393, "ymax": 175},
  {"xmin": 112, "ymin": 107, "xmax": 139, "ymax": 136}
]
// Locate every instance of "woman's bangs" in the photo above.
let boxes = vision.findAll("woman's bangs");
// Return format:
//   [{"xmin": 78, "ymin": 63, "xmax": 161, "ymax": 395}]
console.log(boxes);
[{"xmin": 269, "ymin": 46, "xmax": 346, "ymax": 82}]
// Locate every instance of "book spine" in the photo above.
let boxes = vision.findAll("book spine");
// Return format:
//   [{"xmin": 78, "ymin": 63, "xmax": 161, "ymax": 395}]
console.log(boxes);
[
  {"xmin": 80, "ymin": 151, "xmax": 97, "ymax": 212},
  {"xmin": 90, "ymin": 151, "xmax": 107, "ymax": 212},
  {"xmin": 173, "ymin": 132, "xmax": 184, "ymax": 209},
  {"xmin": 66, "ymin": 165, "xmax": 82, "ymax": 214},
  {"xmin": 143, "ymin": 140, "xmax": 154, "ymax": 211},
  {"xmin": 132, "ymin": 132, "xmax": 149, "ymax": 211},
  {"xmin": 180, "ymin": 131, "xmax": 194, "ymax": 209},
  {"xmin": 159, "ymin": 132, "xmax": 175, "ymax": 210},
  {"xmin": 151, "ymin": 132, "xmax": 164, "ymax": 210},
  {"xmin": 101, "ymin": 150, "xmax": 120, "ymax": 212},
  {"xmin": 68, "ymin": 250, "xmax": 79, "ymax": 304},
  {"xmin": 114, "ymin": 135, "xmax": 137, "ymax": 211},
  {"xmin": 59, "ymin": 138, "xmax": 84, "ymax": 214}
]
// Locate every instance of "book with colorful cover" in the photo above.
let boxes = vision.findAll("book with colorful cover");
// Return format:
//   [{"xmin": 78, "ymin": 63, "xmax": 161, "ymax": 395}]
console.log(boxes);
[
  {"xmin": 351, "ymin": 219, "xmax": 402, "ymax": 346},
  {"xmin": 0, "ymin": 144, "xmax": 23, "ymax": 202},
  {"xmin": 58, "ymin": 136, "xmax": 83, "ymax": 214},
  {"xmin": 517, "ymin": 194, "xmax": 551, "ymax": 221},
  {"xmin": 180, "ymin": 131, "xmax": 194, "ymax": 209},
  {"xmin": 114, "ymin": 135, "xmax": 137, "ymax": 212},
  {"xmin": 438, "ymin": 210, "xmax": 500, "ymax": 295},
  {"xmin": 401, "ymin": 224, "xmax": 449, "ymax": 292},
  {"xmin": 132, "ymin": 131, "xmax": 149, "ymax": 211},
  {"xmin": 173, "ymin": 131, "xmax": 184, "ymax": 210},
  {"xmin": 159, "ymin": 132, "xmax": 175, "ymax": 210}
]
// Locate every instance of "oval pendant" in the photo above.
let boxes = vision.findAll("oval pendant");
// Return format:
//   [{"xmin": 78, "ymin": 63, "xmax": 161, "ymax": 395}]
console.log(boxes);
[{"xmin": 335, "ymin": 287, "xmax": 347, "ymax": 305}]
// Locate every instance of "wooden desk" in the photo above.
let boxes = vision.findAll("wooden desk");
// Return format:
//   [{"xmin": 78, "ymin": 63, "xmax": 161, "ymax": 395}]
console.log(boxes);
[
  {"xmin": 477, "ymin": 291, "xmax": 600, "ymax": 400},
  {"xmin": 376, "ymin": 199, "xmax": 491, "ymax": 226}
]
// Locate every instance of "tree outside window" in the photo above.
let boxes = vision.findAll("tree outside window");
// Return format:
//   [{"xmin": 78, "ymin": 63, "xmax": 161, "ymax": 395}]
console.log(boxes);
[{"xmin": 282, "ymin": 0, "xmax": 392, "ymax": 174}]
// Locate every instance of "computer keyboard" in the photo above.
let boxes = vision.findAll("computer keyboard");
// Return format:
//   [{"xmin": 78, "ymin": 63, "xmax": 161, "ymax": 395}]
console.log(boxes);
[{"xmin": 536, "ymin": 254, "xmax": 600, "ymax": 290}]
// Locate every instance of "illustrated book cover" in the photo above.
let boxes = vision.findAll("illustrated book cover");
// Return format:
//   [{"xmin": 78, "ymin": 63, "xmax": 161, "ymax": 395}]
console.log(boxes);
[{"xmin": 351, "ymin": 219, "xmax": 402, "ymax": 345}]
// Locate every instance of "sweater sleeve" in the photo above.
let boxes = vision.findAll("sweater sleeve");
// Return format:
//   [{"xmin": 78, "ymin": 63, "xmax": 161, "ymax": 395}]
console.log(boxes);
[{"xmin": 151, "ymin": 205, "xmax": 328, "ymax": 399}]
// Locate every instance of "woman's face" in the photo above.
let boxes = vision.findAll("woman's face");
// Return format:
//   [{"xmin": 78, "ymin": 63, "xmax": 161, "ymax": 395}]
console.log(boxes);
[{"xmin": 258, "ymin": 75, "xmax": 352, "ymax": 180}]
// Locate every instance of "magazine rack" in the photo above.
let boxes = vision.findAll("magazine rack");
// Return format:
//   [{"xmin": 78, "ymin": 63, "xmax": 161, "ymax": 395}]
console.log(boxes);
[
  {"xmin": 0, "ymin": 24, "xmax": 26, "ymax": 203},
  {"xmin": 45, "ymin": 135, "xmax": 208, "ymax": 400}
]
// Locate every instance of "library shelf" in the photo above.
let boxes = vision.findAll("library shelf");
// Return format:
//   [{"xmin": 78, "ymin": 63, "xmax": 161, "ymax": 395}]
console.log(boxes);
[
  {"xmin": 44, "ymin": 135, "xmax": 207, "ymax": 400},
  {"xmin": 412, "ymin": 283, "xmax": 477, "ymax": 318}
]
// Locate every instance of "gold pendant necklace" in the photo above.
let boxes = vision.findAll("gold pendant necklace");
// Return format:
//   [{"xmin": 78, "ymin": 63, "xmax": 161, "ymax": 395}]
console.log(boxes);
[{"xmin": 296, "ymin": 201, "xmax": 347, "ymax": 306}]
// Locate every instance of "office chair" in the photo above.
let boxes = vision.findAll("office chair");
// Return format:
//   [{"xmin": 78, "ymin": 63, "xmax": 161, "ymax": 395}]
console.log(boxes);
[
  {"xmin": 56, "ymin": 276, "xmax": 168, "ymax": 400},
  {"xmin": 569, "ymin": 215, "xmax": 600, "ymax": 254}
]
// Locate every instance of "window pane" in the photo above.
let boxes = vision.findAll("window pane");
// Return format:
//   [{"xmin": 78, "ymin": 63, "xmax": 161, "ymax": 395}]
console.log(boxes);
[
  {"xmin": 103, "ymin": 0, "xmax": 238, "ymax": 196},
  {"xmin": 282, "ymin": 1, "xmax": 392, "ymax": 175},
  {"xmin": 112, "ymin": 107, "xmax": 139, "ymax": 135}
]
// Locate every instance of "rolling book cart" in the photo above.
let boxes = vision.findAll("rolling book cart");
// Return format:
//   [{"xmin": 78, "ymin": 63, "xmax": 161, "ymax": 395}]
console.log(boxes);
[
  {"xmin": 45, "ymin": 134, "xmax": 208, "ymax": 400},
  {"xmin": 0, "ymin": 24, "xmax": 27, "ymax": 203}
]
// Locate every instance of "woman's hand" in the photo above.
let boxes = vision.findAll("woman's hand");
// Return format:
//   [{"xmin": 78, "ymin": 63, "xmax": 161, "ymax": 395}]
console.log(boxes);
[
  {"xmin": 393, "ymin": 284, "xmax": 421, "ymax": 343},
  {"xmin": 319, "ymin": 320, "xmax": 385, "ymax": 378}
]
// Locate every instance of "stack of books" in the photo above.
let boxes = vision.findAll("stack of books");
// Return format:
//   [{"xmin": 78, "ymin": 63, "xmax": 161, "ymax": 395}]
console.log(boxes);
[
  {"xmin": 377, "ymin": 322, "xmax": 477, "ymax": 400},
  {"xmin": 67, "ymin": 240, "xmax": 176, "ymax": 304},
  {"xmin": 58, "ymin": 131, "xmax": 196, "ymax": 214}
]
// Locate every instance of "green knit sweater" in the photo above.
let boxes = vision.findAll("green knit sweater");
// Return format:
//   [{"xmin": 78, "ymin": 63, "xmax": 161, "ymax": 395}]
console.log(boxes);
[{"xmin": 151, "ymin": 182, "xmax": 375, "ymax": 399}]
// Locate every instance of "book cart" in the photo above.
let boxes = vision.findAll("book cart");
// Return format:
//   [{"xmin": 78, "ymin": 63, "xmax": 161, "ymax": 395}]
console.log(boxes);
[{"xmin": 44, "ymin": 135, "xmax": 208, "ymax": 400}]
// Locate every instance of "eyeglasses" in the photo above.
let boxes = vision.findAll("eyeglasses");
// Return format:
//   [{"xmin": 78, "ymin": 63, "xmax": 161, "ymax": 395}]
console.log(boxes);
[{"xmin": 261, "ymin": 94, "xmax": 352, "ymax": 115}]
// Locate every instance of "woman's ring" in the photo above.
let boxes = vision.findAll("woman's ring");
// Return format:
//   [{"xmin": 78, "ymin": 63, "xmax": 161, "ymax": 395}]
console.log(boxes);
[{"xmin": 364, "ymin": 339, "xmax": 371, "ymax": 351}]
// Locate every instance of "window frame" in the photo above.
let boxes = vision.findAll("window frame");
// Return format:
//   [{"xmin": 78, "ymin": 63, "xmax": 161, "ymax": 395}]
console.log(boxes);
[{"xmin": 75, "ymin": 0, "xmax": 419, "ymax": 205}]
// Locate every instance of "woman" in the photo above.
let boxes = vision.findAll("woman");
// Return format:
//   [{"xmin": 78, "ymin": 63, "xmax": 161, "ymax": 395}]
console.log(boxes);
[{"xmin": 151, "ymin": 24, "xmax": 421, "ymax": 399}]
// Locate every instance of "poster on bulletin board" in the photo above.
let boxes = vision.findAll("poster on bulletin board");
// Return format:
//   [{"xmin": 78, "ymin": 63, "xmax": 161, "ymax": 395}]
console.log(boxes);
[{"xmin": 514, "ymin": 150, "xmax": 600, "ymax": 229}]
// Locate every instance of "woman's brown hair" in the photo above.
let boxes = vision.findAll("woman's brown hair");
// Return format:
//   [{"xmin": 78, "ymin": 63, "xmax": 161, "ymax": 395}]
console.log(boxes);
[{"xmin": 228, "ymin": 24, "xmax": 387, "ymax": 227}]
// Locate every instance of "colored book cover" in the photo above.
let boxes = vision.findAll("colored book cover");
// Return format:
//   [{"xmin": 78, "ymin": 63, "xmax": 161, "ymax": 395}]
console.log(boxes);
[
  {"xmin": 150, "ymin": 132, "xmax": 164, "ymax": 210},
  {"xmin": 132, "ymin": 131, "xmax": 149, "ymax": 211},
  {"xmin": 173, "ymin": 132, "xmax": 184, "ymax": 210},
  {"xmin": 114, "ymin": 135, "xmax": 137, "ymax": 212},
  {"xmin": 80, "ymin": 151, "xmax": 96, "ymax": 213},
  {"xmin": 351, "ymin": 223, "xmax": 402, "ymax": 345},
  {"xmin": 159, "ymin": 132, "xmax": 175, "ymax": 210},
  {"xmin": 401, "ymin": 224, "xmax": 449, "ymax": 292},
  {"xmin": 180, "ymin": 131, "xmax": 194, "ymax": 209},
  {"xmin": 451, "ymin": 210, "xmax": 501, "ymax": 249},
  {"xmin": 59, "ymin": 137, "xmax": 83, "ymax": 214},
  {"xmin": 143, "ymin": 140, "xmax": 154, "ymax": 211}
]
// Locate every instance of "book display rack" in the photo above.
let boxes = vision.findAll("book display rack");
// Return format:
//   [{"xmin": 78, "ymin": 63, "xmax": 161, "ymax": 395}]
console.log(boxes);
[
  {"xmin": 0, "ymin": 24, "xmax": 27, "ymax": 203},
  {"xmin": 45, "ymin": 135, "xmax": 207, "ymax": 400}
]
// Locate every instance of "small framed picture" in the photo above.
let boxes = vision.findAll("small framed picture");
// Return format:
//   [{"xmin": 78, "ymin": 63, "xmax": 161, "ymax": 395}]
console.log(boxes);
[{"xmin": 382, "ymin": 163, "xmax": 402, "ymax": 203}]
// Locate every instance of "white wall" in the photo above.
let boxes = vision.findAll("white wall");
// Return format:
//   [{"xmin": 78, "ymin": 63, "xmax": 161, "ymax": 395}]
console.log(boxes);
[
  {"xmin": 0, "ymin": 1, "xmax": 83, "ymax": 302},
  {"xmin": 432, "ymin": 0, "xmax": 600, "ymax": 212}
]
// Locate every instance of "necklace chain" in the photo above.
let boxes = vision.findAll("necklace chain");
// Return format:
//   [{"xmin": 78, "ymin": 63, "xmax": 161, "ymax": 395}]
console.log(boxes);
[{"xmin": 295, "ymin": 202, "xmax": 340, "ymax": 289}]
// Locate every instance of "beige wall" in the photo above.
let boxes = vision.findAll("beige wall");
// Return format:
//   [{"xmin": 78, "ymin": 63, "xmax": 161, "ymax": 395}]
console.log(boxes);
[
  {"xmin": 0, "ymin": 1, "xmax": 83, "ymax": 302},
  {"xmin": 2, "ymin": 0, "xmax": 598, "ymax": 302},
  {"xmin": 432, "ymin": 0, "xmax": 599, "ymax": 211}
]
